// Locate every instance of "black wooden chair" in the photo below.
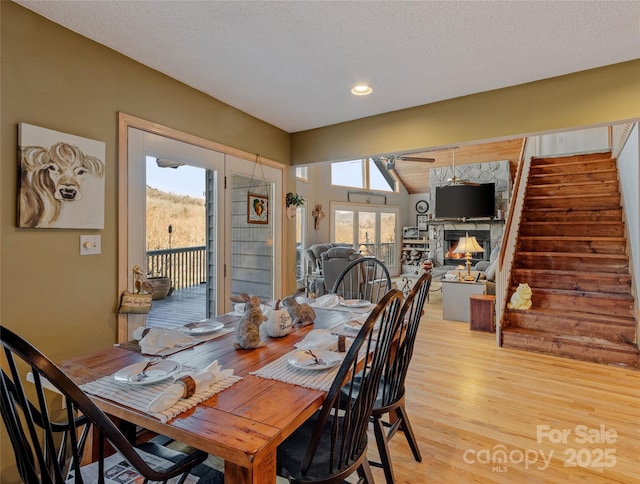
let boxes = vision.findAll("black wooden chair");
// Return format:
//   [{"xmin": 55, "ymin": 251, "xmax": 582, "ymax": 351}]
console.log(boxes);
[
  {"xmin": 368, "ymin": 272, "xmax": 432, "ymax": 483},
  {"xmin": 331, "ymin": 257, "xmax": 392, "ymax": 303},
  {"xmin": 0, "ymin": 325, "xmax": 222, "ymax": 483},
  {"xmin": 276, "ymin": 289, "xmax": 404, "ymax": 483}
]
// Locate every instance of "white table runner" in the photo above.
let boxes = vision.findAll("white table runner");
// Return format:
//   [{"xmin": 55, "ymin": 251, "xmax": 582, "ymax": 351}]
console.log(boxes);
[
  {"xmin": 116, "ymin": 327, "xmax": 234, "ymax": 357},
  {"xmin": 81, "ymin": 368, "xmax": 242, "ymax": 423}
]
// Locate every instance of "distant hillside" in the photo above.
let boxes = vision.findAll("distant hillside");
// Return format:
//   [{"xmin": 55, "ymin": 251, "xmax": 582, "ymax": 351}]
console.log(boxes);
[{"xmin": 146, "ymin": 186, "xmax": 205, "ymax": 250}]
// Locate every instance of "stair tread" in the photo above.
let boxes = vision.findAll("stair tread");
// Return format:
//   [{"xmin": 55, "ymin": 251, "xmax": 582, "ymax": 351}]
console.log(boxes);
[
  {"xmin": 511, "ymin": 267, "xmax": 631, "ymax": 281},
  {"xmin": 516, "ymin": 251, "xmax": 628, "ymax": 260},
  {"xmin": 520, "ymin": 220, "xmax": 623, "ymax": 224},
  {"xmin": 509, "ymin": 286, "xmax": 634, "ymax": 301},
  {"xmin": 529, "ymin": 169, "xmax": 617, "ymax": 177},
  {"xmin": 524, "ymin": 207, "xmax": 621, "ymax": 212},
  {"xmin": 531, "ymin": 159, "xmax": 614, "ymax": 168},
  {"xmin": 533, "ymin": 178, "xmax": 618, "ymax": 188},
  {"xmin": 501, "ymin": 327, "xmax": 639, "ymax": 353},
  {"xmin": 527, "ymin": 193, "xmax": 620, "ymax": 200},
  {"xmin": 518, "ymin": 236, "xmax": 625, "ymax": 241},
  {"xmin": 505, "ymin": 306, "xmax": 636, "ymax": 325},
  {"xmin": 530, "ymin": 167, "xmax": 616, "ymax": 174}
]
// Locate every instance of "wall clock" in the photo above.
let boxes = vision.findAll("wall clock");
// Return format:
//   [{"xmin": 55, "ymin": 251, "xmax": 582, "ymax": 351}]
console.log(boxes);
[{"xmin": 415, "ymin": 200, "xmax": 429, "ymax": 213}]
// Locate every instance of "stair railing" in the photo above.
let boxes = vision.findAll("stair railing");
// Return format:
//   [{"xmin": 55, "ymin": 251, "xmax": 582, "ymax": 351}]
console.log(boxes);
[{"xmin": 495, "ymin": 137, "xmax": 537, "ymax": 345}]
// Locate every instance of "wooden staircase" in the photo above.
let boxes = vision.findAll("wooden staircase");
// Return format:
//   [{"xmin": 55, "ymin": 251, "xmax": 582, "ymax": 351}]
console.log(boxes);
[{"xmin": 501, "ymin": 152, "xmax": 639, "ymax": 368}]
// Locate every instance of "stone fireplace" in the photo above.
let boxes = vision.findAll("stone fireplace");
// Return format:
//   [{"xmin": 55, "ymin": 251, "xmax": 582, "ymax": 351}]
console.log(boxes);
[
  {"xmin": 443, "ymin": 229, "xmax": 490, "ymax": 266},
  {"xmin": 420, "ymin": 160, "xmax": 510, "ymax": 269},
  {"xmin": 428, "ymin": 222, "xmax": 503, "ymax": 268}
]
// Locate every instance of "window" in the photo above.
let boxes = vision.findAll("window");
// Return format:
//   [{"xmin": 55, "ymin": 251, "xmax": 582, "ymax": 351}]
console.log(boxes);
[
  {"xmin": 331, "ymin": 160, "xmax": 364, "ymax": 188},
  {"xmin": 295, "ymin": 166, "xmax": 308, "ymax": 181},
  {"xmin": 331, "ymin": 159, "xmax": 397, "ymax": 192},
  {"xmin": 330, "ymin": 203, "xmax": 399, "ymax": 272}
]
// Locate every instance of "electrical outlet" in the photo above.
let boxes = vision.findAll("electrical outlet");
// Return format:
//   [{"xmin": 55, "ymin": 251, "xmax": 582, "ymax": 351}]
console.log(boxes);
[{"xmin": 80, "ymin": 235, "xmax": 101, "ymax": 255}]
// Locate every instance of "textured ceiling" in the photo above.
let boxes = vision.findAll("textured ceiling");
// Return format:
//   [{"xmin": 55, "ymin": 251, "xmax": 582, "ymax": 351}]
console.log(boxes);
[{"xmin": 15, "ymin": 0, "xmax": 640, "ymax": 133}]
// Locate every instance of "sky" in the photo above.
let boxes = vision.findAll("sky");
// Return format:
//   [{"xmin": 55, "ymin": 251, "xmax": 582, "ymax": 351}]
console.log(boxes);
[
  {"xmin": 146, "ymin": 156, "xmax": 391, "ymax": 197},
  {"xmin": 331, "ymin": 159, "xmax": 393, "ymax": 191},
  {"xmin": 146, "ymin": 156, "xmax": 205, "ymax": 198}
]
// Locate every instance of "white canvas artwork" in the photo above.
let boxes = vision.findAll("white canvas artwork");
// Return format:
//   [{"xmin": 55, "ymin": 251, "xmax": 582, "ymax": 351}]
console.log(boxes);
[{"xmin": 18, "ymin": 123, "xmax": 106, "ymax": 229}]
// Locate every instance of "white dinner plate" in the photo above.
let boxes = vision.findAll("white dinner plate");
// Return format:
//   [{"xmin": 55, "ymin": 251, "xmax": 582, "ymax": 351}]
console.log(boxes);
[
  {"xmin": 113, "ymin": 360, "xmax": 181, "ymax": 385},
  {"xmin": 339, "ymin": 299, "xmax": 371, "ymax": 308},
  {"xmin": 344, "ymin": 319, "xmax": 365, "ymax": 331},
  {"xmin": 182, "ymin": 320, "xmax": 225, "ymax": 335},
  {"xmin": 288, "ymin": 349, "xmax": 342, "ymax": 371}
]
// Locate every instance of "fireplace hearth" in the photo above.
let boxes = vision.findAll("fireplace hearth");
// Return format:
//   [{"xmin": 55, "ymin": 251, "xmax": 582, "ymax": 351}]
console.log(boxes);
[{"xmin": 444, "ymin": 230, "xmax": 490, "ymax": 266}]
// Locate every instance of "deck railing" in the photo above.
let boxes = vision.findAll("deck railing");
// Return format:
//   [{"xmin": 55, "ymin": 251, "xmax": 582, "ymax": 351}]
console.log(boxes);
[
  {"xmin": 359, "ymin": 242, "xmax": 397, "ymax": 267},
  {"xmin": 146, "ymin": 246, "xmax": 206, "ymax": 290}
]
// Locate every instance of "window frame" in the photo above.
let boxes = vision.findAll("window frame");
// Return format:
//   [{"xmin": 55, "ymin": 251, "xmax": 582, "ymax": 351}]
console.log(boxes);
[
  {"xmin": 329, "ymin": 201, "xmax": 400, "ymax": 274},
  {"xmin": 330, "ymin": 158, "xmax": 398, "ymax": 192}
]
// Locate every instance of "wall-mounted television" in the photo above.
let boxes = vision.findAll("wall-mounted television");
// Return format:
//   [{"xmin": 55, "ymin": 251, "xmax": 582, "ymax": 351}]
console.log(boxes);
[{"xmin": 435, "ymin": 183, "xmax": 495, "ymax": 219}]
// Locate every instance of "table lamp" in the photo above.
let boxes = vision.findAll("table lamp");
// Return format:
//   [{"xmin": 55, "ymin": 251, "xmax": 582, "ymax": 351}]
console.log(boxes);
[{"xmin": 453, "ymin": 232, "xmax": 485, "ymax": 281}]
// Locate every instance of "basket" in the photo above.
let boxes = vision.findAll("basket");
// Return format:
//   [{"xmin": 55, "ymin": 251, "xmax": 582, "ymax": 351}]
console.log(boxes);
[{"xmin": 148, "ymin": 276, "xmax": 171, "ymax": 300}]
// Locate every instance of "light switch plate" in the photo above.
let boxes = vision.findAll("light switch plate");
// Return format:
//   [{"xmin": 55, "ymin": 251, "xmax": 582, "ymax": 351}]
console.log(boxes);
[{"xmin": 80, "ymin": 235, "xmax": 101, "ymax": 255}]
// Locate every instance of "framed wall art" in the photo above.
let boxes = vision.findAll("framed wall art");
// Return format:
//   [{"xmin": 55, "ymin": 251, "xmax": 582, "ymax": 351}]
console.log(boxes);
[
  {"xmin": 18, "ymin": 123, "xmax": 106, "ymax": 229},
  {"xmin": 247, "ymin": 192, "xmax": 269, "ymax": 224},
  {"xmin": 417, "ymin": 214, "xmax": 429, "ymax": 231},
  {"xmin": 403, "ymin": 226, "xmax": 419, "ymax": 239}
]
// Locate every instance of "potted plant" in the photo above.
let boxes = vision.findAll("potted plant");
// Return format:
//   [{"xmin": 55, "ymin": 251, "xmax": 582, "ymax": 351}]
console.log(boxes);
[{"xmin": 286, "ymin": 192, "xmax": 304, "ymax": 220}]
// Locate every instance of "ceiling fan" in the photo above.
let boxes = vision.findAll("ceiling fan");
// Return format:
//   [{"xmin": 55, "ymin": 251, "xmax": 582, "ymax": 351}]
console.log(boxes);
[
  {"xmin": 381, "ymin": 154, "xmax": 435, "ymax": 171},
  {"xmin": 447, "ymin": 149, "xmax": 479, "ymax": 186}
]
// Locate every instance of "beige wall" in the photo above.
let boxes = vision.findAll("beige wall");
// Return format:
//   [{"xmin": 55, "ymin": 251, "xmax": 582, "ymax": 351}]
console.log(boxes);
[
  {"xmin": 1, "ymin": 1, "xmax": 290, "ymax": 356},
  {"xmin": 291, "ymin": 60, "xmax": 640, "ymax": 164},
  {"xmin": 1, "ymin": 4, "xmax": 291, "ymax": 479}
]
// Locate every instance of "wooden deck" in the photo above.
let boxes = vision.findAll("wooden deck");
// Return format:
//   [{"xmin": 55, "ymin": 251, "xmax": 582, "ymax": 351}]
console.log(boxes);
[{"xmin": 146, "ymin": 284, "xmax": 207, "ymax": 329}]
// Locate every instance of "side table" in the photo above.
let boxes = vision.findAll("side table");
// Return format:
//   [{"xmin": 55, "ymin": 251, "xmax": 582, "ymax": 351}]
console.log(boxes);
[
  {"xmin": 441, "ymin": 280, "xmax": 486, "ymax": 322},
  {"xmin": 469, "ymin": 294, "xmax": 496, "ymax": 332}
]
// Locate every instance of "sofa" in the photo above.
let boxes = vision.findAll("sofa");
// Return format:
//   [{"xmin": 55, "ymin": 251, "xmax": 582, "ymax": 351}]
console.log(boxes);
[
  {"xmin": 442, "ymin": 245, "xmax": 499, "ymax": 295},
  {"xmin": 474, "ymin": 244, "xmax": 500, "ymax": 282},
  {"xmin": 303, "ymin": 243, "xmax": 360, "ymax": 296}
]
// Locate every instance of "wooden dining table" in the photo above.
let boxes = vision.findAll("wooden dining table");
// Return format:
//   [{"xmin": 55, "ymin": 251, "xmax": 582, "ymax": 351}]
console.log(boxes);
[{"xmin": 59, "ymin": 315, "xmax": 351, "ymax": 484}]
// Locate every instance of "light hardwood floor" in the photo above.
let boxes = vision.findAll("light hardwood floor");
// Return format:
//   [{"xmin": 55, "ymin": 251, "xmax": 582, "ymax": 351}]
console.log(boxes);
[
  {"xmin": 171, "ymin": 284, "xmax": 639, "ymax": 483},
  {"xmin": 363, "ymin": 288, "xmax": 639, "ymax": 483}
]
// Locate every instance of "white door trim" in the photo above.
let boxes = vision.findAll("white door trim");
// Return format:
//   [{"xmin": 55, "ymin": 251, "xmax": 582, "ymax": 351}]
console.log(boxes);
[{"xmin": 117, "ymin": 113, "xmax": 285, "ymax": 342}]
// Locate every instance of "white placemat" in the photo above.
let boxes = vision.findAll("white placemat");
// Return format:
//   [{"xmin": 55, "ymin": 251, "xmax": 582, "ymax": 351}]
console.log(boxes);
[
  {"xmin": 330, "ymin": 324, "xmax": 362, "ymax": 337},
  {"xmin": 81, "ymin": 367, "xmax": 242, "ymax": 423},
  {"xmin": 311, "ymin": 308, "xmax": 353, "ymax": 329},
  {"xmin": 183, "ymin": 327, "xmax": 234, "ymax": 346},
  {"xmin": 251, "ymin": 351, "xmax": 343, "ymax": 391},
  {"xmin": 321, "ymin": 304, "xmax": 375, "ymax": 314}
]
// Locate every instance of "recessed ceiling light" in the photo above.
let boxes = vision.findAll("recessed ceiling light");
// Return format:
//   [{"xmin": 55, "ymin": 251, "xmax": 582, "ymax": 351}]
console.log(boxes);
[{"xmin": 351, "ymin": 84, "xmax": 373, "ymax": 96}]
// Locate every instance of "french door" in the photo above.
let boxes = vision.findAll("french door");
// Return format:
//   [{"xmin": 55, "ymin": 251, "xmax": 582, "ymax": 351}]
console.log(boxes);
[
  {"xmin": 120, "ymin": 123, "xmax": 282, "ymax": 341},
  {"xmin": 329, "ymin": 202, "xmax": 400, "ymax": 276}
]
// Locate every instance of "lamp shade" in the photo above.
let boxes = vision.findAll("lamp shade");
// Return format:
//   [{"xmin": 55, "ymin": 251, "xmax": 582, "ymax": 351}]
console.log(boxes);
[{"xmin": 453, "ymin": 233, "xmax": 485, "ymax": 254}]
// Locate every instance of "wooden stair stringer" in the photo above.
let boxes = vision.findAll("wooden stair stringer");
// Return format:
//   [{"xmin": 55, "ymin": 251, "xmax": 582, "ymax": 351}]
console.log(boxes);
[{"xmin": 501, "ymin": 152, "xmax": 639, "ymax": 368}]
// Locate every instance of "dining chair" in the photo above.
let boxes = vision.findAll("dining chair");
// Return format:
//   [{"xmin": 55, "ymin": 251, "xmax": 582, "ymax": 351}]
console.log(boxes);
[
  {"xmin": 330, "ymin": 257, "xmax": 392, "ymax": 303},
  {"xmin": 362, "ymin": 272, "xmax": 432, "ymax": 484},
  {"xmin": 276, "ymin": 289, "xmax": 404, "ymax": 484},
  {"xmin": 0, "ymin": 325, "xmax": 222, "ymax": 483}
]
